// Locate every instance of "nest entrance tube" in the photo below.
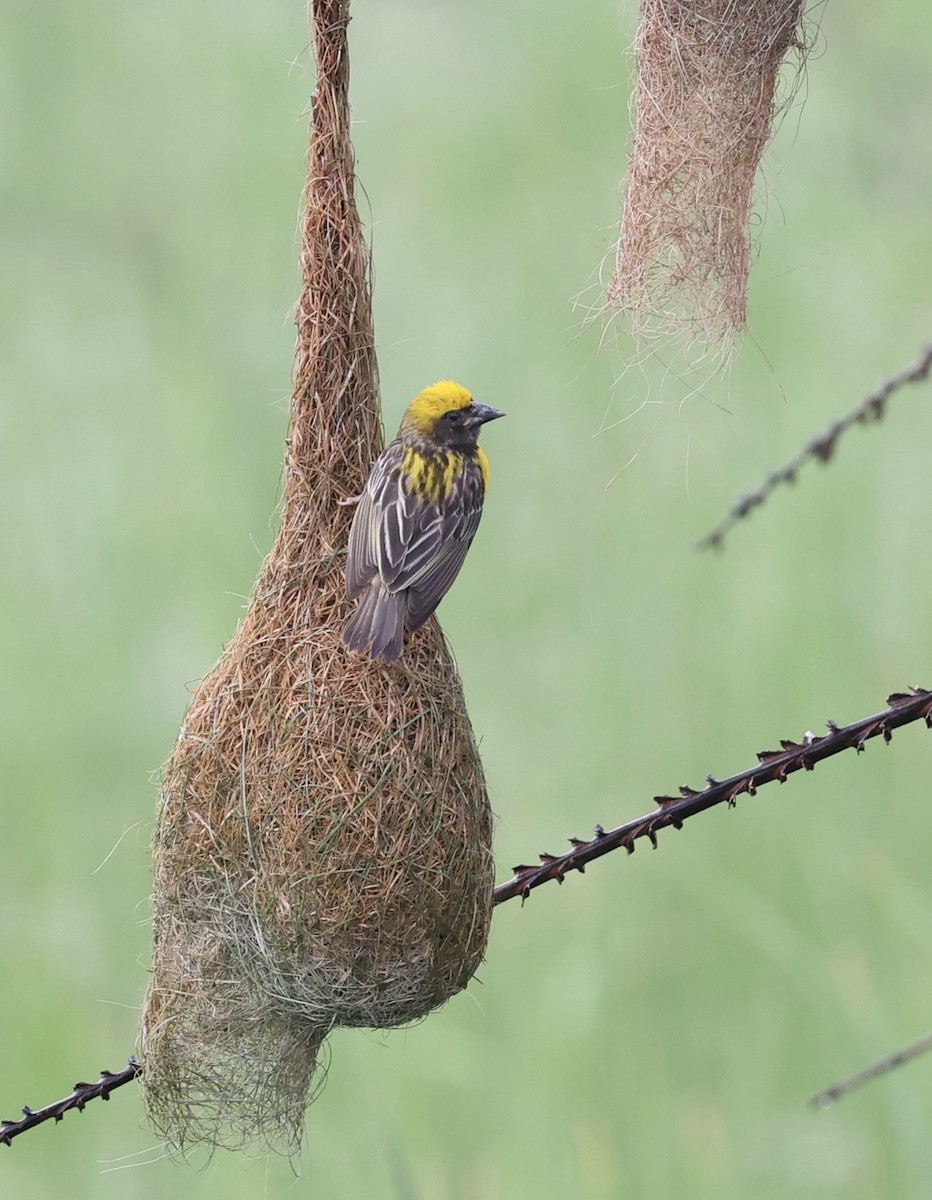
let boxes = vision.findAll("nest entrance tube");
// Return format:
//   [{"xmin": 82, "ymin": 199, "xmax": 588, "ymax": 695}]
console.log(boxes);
[{"xmin": 139, "ymin": 0, "xmax": 494, "ymax": 1157}]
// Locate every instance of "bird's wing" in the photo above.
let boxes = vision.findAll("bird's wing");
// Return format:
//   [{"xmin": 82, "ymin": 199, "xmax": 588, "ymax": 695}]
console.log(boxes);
[
  {"xmin": 345, "ymin": 443, "xmax": 402, "ymax": 598},
  {"xmin": 403, "ymin": 537, "xmax": 473, "ymax": 629},
  {"xmin": 377, "ymin": 481, "xmax": 448, "ymax": 592},
  {"xmin": 398, "ymin": 463, "xmax": 486, "ymax": 628}
]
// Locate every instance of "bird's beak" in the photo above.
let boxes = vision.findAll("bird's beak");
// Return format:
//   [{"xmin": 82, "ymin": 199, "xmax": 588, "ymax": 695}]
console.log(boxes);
[{"xmin": 469, "ymin": 403, "xmax": 506, "ymax": 426}]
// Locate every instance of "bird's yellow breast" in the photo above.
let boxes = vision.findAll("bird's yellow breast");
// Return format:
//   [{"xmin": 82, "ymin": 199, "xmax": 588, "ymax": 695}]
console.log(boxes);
[
  {"xmin": 402, "ymin": 447, "xmax": 465, "ymax": 504},
  {"xmin": 400, "ymin": 446, "xmax": 489, "ymax": 504}
]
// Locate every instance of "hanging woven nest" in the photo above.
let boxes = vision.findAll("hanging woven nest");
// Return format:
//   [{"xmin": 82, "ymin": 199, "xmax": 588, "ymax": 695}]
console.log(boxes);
[
  {"xmin": 139, "ymin": 0, "xmax": 494, "ymax": 1157},
  {"xmin": 609, "ymin": 0, "xmax": 809, "ymax": 355}
]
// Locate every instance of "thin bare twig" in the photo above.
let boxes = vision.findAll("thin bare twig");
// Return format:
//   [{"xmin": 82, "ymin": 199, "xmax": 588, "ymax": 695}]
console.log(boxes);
[
  {"xmin": 0, "ymin": 1059, "xmax": 141, "ymax": 1146},
  {"xmin": 493, "ymin": 686, "xmax": 932, "ymax": 904},
  {"xmin": 697, "ymin": 344, "xmax": 932, "ymax": 551},
  {"xmin": 811, "ymin": 1031, "xmax": 932, "ymax": 1109}
]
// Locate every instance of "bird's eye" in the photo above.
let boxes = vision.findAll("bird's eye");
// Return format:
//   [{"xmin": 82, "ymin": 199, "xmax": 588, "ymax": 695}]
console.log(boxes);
[{"xmin": 445, "ymin": 410, "xmax": 463, "ymax": 423}]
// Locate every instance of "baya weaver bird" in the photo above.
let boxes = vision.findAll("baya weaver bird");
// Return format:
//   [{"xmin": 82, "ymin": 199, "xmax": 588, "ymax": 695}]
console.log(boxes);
[{"xmin": 341, "ymin": 380, "xmax": 505, "ymax": 662}]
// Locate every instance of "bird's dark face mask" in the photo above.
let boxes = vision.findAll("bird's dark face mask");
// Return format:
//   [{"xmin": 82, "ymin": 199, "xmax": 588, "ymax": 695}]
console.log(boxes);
[{"xmin": 435, "ymin": 403, "xmax": 505, "ymax": 451}]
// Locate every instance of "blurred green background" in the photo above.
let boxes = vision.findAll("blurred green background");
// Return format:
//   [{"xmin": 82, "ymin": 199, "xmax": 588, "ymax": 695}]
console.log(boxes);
[{"xmin": 3, "ymin": 1, "xmax": 932, "ymax": 1196}]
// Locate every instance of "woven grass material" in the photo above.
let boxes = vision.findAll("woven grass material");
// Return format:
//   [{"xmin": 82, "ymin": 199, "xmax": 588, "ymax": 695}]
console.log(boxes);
[
  {"xmin": 139, "ymin": 0, "xmax": 494, "ymax": 1157},
  {"xmin": 608, "ymin": 0, "xmax": 808, "ymax": 355}
]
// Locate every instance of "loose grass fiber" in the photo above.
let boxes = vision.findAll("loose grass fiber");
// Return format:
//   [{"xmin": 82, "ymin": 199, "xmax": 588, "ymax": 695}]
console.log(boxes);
[
  {"xmin": 608, "ymin": 0, "xmax": 808, "ymax": 355},
  {"xmin": 139, "ymin": 0, "xmax": 494, "ymax": 1157}
]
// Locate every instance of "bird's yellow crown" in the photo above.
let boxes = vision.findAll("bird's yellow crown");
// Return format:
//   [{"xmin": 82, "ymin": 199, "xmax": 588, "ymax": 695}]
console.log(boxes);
[{"xmin": 403, "ymin": 380, "xmax": 473, "ymax": 436}]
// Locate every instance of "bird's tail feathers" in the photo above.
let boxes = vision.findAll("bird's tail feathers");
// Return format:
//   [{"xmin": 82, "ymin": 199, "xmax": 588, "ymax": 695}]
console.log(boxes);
[{"xmin": 341, "ymin": 584, "xmax": 406, "ymax": 663}]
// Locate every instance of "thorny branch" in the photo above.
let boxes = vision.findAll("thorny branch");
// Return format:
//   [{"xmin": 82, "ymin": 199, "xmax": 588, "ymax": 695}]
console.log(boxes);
[
  {"xmin": 492, "ymin": 686, "xmax": 932, "ymax": 904},
  {"xmin": 697, "ymin": 343, "xmax": 932, "ymax": 551},
  {"xmin": 4, "ymin": 687, "xmax": 931, "ymax": 1143},
  {"xmin": 0, "ymin": 1060, "xmax": 141, "ymax": 1146}
]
